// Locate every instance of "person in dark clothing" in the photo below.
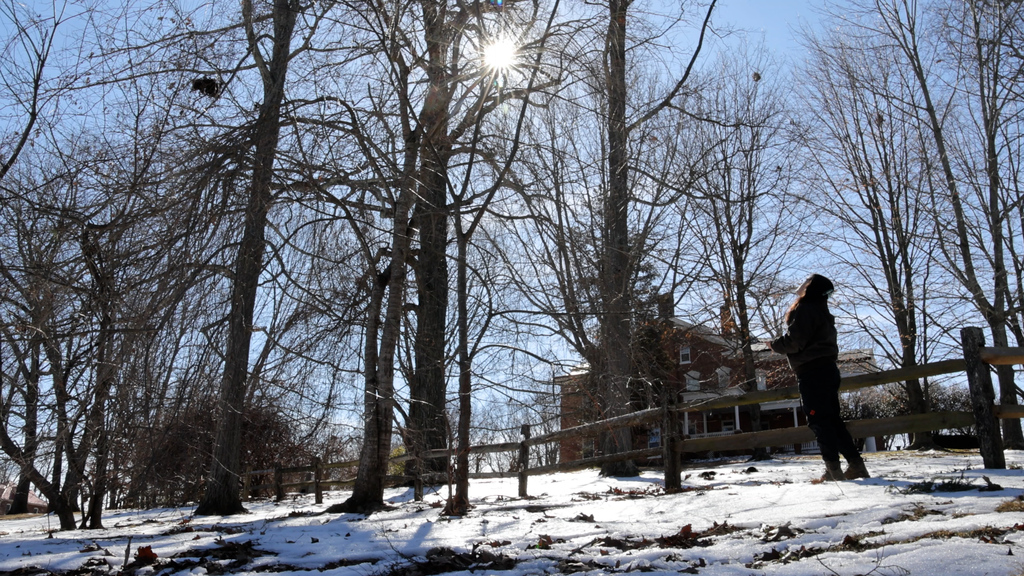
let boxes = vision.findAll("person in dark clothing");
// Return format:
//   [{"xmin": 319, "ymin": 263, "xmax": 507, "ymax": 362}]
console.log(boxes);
[{"xmin": 769, "ymin": 274, "xmax": 870, "ymax": 481}]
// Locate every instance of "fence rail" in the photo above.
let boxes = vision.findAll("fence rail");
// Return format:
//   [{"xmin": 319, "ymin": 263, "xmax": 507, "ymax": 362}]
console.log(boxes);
[{"xmin": 241, "ymin": 327, "xmax": 1022, "ymax": 500}]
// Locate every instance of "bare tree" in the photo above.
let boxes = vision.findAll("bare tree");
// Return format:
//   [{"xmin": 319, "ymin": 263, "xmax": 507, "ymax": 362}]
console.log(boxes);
[
  {"xmin": 938, "ymin": 0, "xmax": 1024, "ymax": 446},
  {"xmin": 0, "ymin": 116, "xmax": 211, "ymax": 528},
  {"xmin": 851, "ymin": 0, "xmax": 1023, "ymax": 446},
  {"xmin": 292, "ymin": 0, "xmax": 562, "ymax": 513},
  {"xmin": 445, "ymin": 0, "xmax": 564, "ymax": 515},
  {"xmin": 799, "ymin": 8, "xmax": 938, "ymax": 447},
  {"xmin": 197, "ymin": 0, "xmax": 301, "ymax": 516},
  {"xmin": 686, "ymin": 44, "xmax": 796, "ymax": 458},
  {"xmin": 0, "ymin": 0, "xmax": 65, "ymax": 183},
  {"xmin": 308, "ymin": 0, "xmax": 428, "ymax": 513},
  {"xmin": 501, "ymin": 0, "xmax": 716, "ymax": 475},
  {"xmin": 0, "ymin": 165, "xmax": 87, "ymax": 530}
]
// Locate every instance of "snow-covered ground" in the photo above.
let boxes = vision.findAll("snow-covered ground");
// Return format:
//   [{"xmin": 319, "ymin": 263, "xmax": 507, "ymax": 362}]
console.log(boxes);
[{"xmin": 2, "ymin": 450, "xmax": 1023, "ymax": 576}]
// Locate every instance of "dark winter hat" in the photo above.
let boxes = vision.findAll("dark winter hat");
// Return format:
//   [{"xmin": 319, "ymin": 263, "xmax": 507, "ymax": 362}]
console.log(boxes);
[{"xmin": 799, "ymin": 274, "xmax": 835, "ymax": 299}]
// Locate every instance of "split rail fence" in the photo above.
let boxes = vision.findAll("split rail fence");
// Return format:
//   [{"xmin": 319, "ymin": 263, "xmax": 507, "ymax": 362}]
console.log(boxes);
[{"xmin": 241, "ymin": 327, "xmax": 1024, "ymax": 501}]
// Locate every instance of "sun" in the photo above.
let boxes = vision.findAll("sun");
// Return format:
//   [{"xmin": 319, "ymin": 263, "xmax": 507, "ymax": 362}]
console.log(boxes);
[{"xmin": 483, "ymin": 37, "xmax": 517, "ymax": 72}]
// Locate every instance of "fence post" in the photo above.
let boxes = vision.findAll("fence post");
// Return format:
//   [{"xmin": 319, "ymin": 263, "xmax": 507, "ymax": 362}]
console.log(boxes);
[
  {"xmin": 242, "ymin": 465, "xmax": 252, "ymax": 502},
  {"xmin": 663, "ymin": 397, "xmax": 682, "ymax": 492},
  {"xmin": 274, "ymin": 463, "xmax": 285, "ymax": 502},
  {"xmin": 961, "ymin": 327, "xmax": 1006, "ymax": 469},
  {"xmin": 413, "ymin": 449, "xmax": 424, "ymax": 502},
  {"xmin": 313, "ymin": 456, "xmax": 323, "ymax": 505},
  {"xmin": 518, "ymin": 424, "xmax": 531, "ymax": 498}
]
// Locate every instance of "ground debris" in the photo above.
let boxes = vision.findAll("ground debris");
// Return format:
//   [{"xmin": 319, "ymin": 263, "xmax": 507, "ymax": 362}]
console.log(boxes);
[
  {"xmin": 747, "ymin": 523, "xmax": 1023, "ymax": 570},
  {"xmin": 654, "ymin": 524, "xmax": 712, "ymax": 549},
  {"xmin": 912, "ymin": 525, "xmax": 1021, "ymax": 544},
  {"xmin": 6, "ymin": 557, "xmax": 115, "ymax": 576},
  {"xmin": 183, "ymin": 538, "xmax": 276, "ymax": 562},
  {"xmin": 749, "ymin": 545, "xmax": 817, "ymax": 567},
  {"xmin": 556, "ymin": 558, "xmax": 612, "ymax": 573},
  {"xmin": 524, "ymin": 504, "xmax": 567, "ymax": 513},
  {"xmin": 383, "ymin": 546, "xmax": 517, "ymax": 576},
  {"xmin": 979, "ymin": 475, "xmax": 1004, "ymax": 492},
  {"xmin": 760, "ymin": 522, "xmax": 803, "ymax": 542},
  {"xmin": 605, "ymin": 486, "xmax": 664, "ymax": 498},
  {"xmin": 527, "ymin": 534, "xmax": 566, "ymax": 549},
  {"xmin": 996, "ymin": 495, "xmax": 1024, "ymax": 513},
  {"xmin": 882, "ymin": 503, "xmax": 943, "ymax": 524},
  {"xmin": 593, "ymin": 522, "xmax": 737, "ymax": 552},
  {"xmin": 747, "ymin": 532, "xmax": 881, "ymax": 568},
  {"xmin": 891, "ymin": 472, "xmax": 977, "ymax": 494}
]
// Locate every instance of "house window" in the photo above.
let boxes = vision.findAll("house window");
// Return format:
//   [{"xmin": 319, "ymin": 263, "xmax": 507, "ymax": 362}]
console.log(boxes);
[
  {"xmin": 648, "ymin": 426, "xmax": 661, "ymax": 448},
  {"xmin": 716, "ymin": 367, "xmax": 731, "ymax": 388},
  {"xmin": 679, "ymin": 346, "xmax": 691, "ymax": 364},
  {"xmin": 721, "ymin": 418, "xmax": 735, "ymax": 432},
  {"xmin": 756, "ymin": 369, "xmax": 767, "ymax": 391},
  {"xmin": 582, "ymin": 438, "xmax": 595, "ymax": 459},
  {"xmin": 685, "ymin": 371, "xmax": 700, "ymax": 392}
]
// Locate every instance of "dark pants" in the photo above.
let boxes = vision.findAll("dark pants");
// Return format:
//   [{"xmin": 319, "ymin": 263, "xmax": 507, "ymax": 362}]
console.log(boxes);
[{"xmin": 797, "ymin": 358, "xmax": 861, "ymax": 464}]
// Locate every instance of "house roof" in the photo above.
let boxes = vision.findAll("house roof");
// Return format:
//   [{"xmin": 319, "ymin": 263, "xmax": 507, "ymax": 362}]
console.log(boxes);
[
  {"xmin": 0, "ymin": 483, "xmax": 48, "ymax": 510},
  {"xmin": 669, "ymin": 318, "xmax": 733, "ymax": 348},
  {"xmin": 837, "ymin": 348, "xmax": 878, "ymax": 376},
  {"xmin": 554, "ymin": 320, "xmax": 878, "ymax": 382}
]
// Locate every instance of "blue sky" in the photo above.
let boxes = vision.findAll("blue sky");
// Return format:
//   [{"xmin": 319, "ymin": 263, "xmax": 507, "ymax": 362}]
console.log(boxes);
[{"xmin": 711, "ymin": 0, "xmax": 823, "ymax": 59}]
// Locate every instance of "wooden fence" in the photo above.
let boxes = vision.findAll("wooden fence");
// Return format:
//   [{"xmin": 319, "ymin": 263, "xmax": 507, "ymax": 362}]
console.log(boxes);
[{"xmin": 241, "ymin": 327, "xmax": 1024, "ymax": 501}]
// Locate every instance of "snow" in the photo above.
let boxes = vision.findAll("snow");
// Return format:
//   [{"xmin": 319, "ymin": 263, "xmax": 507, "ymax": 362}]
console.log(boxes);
[{"xmin": 2, "ymin": 450, "xmax": 1023, "ymax": 575}]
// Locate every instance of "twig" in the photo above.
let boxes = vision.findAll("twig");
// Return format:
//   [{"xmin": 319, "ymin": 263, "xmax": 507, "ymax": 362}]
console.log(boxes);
[
  {"xmin": 569, "ymin": 537, "xmax": 601, "ymax": 555},
  {"xmin": 122, "ymin": 535, "xmax": 132, "ymax": 572}
]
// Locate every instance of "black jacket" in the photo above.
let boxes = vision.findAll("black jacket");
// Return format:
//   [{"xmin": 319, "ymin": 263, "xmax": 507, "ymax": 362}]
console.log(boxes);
[{"xmin": 769, "ymin": 297, "xmax": 839, "ymax": 374}]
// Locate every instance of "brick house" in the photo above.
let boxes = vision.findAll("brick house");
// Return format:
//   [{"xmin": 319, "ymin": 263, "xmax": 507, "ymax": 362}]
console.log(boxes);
[
  {"xmin": 558, "ymin": 315, "xmax": 876, "ymax": 463},
  {"xmin": 0, "ymin": 483, "xmax": 49, "ymax": 515}
]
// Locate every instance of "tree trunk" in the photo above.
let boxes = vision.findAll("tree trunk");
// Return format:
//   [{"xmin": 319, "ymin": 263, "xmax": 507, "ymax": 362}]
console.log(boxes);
[
  {"xmin": 599, "ymin": 0, "xmax": 639, "ymax": 478},
  {"xmin": 990, "ymin": 327, "xmax": 1022, "ymax": 447},
  {"xmin": 86, "ymin": 428, "xmax": 109, "ymax": 528},
  {"xmin": 734, "ymin": 288, "xmax": 768, "ymax": 460},
  {"xmin": 77, "ymin": 227, "xmax": 119, "ymax": 529},
  {"xmin": 895, "ymin": 267, "xmax": 932, "ymax": 448},
  {"xmin": 331, "ymin": 38, "xmax": 423, "ymax": 510},
  {"xmin": 407, "ymin": 0, "xmax": 454, "ymax": 483},
  {"xmin": 43, "ymin": 341, "xmax": 78, "ymax": 530},
  {"xmin": 196, "ymin": 0, "xmax": 297, "ymax": 516},
  {"xmin": 0, "ymin": 427, "xmax": 77, "ymax": 529},
  {"xmin": 407, "ymin": 156, "xmax": 450, "ymax": 480},
  {"xmin": 6, "ymin": 338, "xmax": 40, "ymax": 516},
  {"xmin": 330, "ymin": 187, "xmax": 415, "ymax": 515},
  {"xmin": 445, "ymin": 231, "xmax": 471, "ymax": 516},
  {"xmin": 332, "ymin": 275, "xmax": 393, "ymax": 513},
  {"xmin": 894, "ymin": 240, "xmax": 933, "ymax": 449}
]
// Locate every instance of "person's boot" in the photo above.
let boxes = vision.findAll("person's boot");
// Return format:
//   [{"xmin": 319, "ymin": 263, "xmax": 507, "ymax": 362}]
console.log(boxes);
[
  {"xmin": 820, "ymin": 460, "xmax": 845, "ymax": 482},
  {"xmin": 844, "ymin": 458, "xmax": 870, "ymax": 480}
]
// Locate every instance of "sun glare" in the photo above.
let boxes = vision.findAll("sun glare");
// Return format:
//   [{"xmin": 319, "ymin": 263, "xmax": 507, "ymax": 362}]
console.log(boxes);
[{"xmin": 483, "ymin": 37, "xmax": 517, "ymax": 71}]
